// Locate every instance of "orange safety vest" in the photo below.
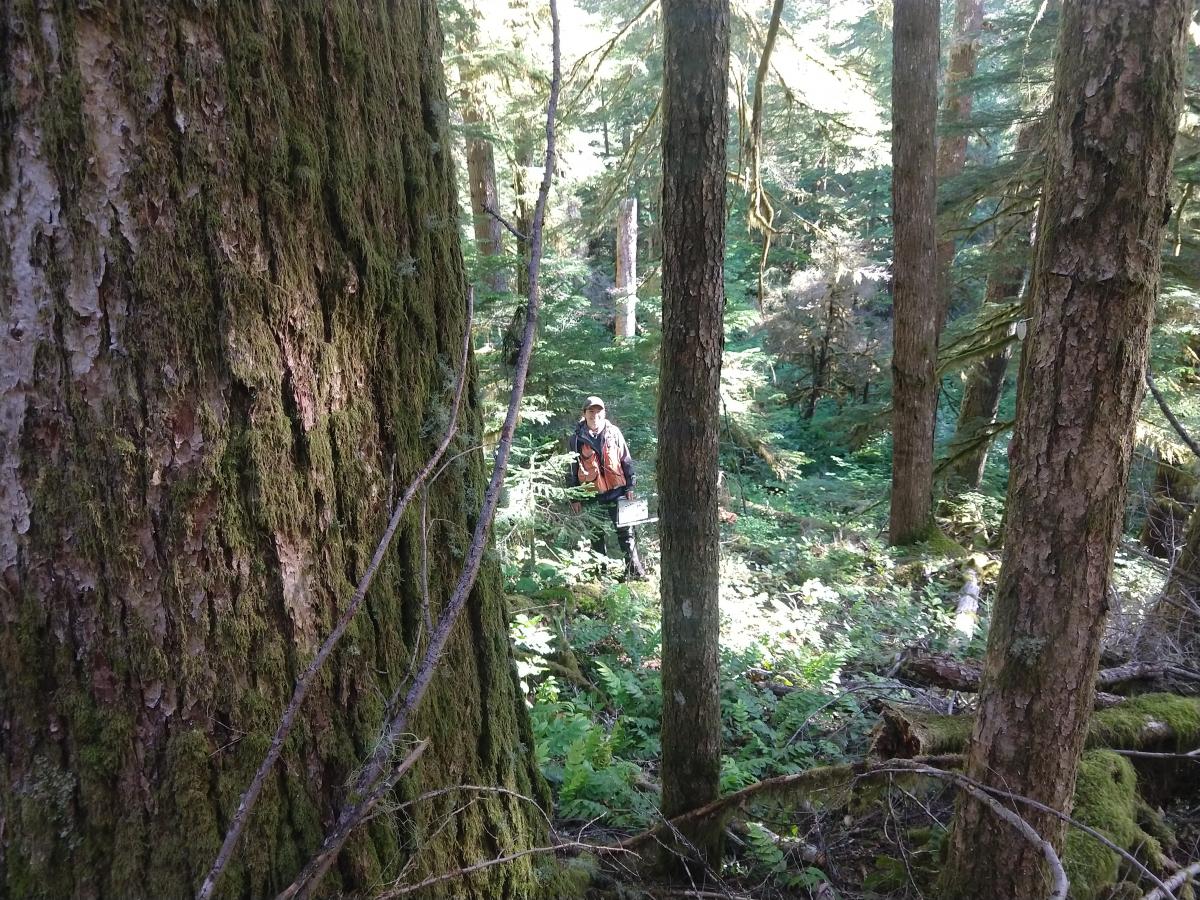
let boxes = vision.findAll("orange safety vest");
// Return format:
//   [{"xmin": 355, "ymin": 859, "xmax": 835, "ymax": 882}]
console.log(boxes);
[{"xmin": 576, "ymin": 431, "xmax": 627, "ymax": 494}]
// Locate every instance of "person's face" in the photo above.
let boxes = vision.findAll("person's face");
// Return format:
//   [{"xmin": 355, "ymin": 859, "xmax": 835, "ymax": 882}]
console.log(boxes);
[{"xmin": 584, "ymin": 405, "xmax": 606, "ymax": 431}]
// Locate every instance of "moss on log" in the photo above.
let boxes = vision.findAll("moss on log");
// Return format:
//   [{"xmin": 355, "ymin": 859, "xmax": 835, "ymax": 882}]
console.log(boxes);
[{"xmin": 872, "ymin": 694, "xmax": 1200, "ymax": 759}]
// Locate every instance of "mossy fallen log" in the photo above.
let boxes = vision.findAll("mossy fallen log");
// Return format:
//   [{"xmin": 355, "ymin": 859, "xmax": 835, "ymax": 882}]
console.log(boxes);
[
  {"xmin": 872, "ymin": 693, "xmax": 1200, "ymax": 758},
  {"xmin": 898, "ymin": 652, "xmax": 1195, "ymax": 705}
]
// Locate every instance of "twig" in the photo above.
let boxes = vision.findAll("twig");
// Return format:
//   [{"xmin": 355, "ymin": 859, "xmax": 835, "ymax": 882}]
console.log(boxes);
[
  {"xmin": 374, "ymin": 840, "xmax": 636, "ymax": 898},
  {"xmin": 1143, "ymin": 861, "xmax": 1200, "ymax": 900},
  {"xmin": 275, "ymin": 5, "xmax": 563, "ymax": 895},
  {"xmin": 1146, "ymin": 369, "xmax": 1200, "ymax": 459},
  {"xmin": 614, "ymin": 754, "xmax": 965, "ymax": 852},
  {"xmin": 483, "ymin": 203, "xmax": 527, "ymax": 242},
  {"xmin": 874, "ymin": 764, "xmax": 1068, "ymax": 900},
  {"xmin": 879, "ymin": 761, "xmax": 1177, "ymax": 900},
  {"xmin": 196, "ymin": 290, "xmax": 474, "ymax": 900}
]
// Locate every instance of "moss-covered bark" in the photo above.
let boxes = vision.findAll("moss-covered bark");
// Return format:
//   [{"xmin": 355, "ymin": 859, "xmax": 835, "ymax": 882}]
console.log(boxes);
[
  {"xmin": 0, "ymin": 2, "xmax": 548, "ymax": 897},
  {"xmin": 941, "ymin": 1, "xmax": 1190, "ymax": 896}
]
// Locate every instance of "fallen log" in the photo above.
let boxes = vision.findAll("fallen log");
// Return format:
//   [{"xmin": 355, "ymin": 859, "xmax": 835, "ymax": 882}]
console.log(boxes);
[
  {"xmin": 899, "ymin": 652, "xmax": 1196, "ymax": 703},
  {"xmin": 872, "ymin": 693, "xmax": 1200, "ymax": 759}
]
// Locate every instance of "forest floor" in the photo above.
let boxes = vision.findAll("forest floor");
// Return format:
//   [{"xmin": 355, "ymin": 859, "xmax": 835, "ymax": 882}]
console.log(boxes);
[{"xmin": 484, "ymin": 278, "xmax": 1200, "ymax": 898}]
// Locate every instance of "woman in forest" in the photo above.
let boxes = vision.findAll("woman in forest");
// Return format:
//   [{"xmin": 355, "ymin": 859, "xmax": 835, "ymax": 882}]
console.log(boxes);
[{"xmin": 567, "ymin": 396, "xmax": 648, "ymax": 580}]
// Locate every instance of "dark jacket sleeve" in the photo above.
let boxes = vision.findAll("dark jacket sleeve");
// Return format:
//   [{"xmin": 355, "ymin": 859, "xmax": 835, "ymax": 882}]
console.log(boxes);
[
  {"xmin": 616, "ymin": 428, "xmax": 635, "ymax": 490},
  {"xmin": 565, "ymin": 431, "xmax": 580, "ymax": 488}
]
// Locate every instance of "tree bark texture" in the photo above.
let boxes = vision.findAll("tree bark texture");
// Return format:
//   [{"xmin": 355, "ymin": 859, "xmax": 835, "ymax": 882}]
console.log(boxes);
[
  {"xmin": 934, "ymin": 0, "xmax": 984, "ymax": 321},
  {"xmin": 0, "ymin": 3, "xmax": 547, "ymax": 897},
  {"xmin": 464, "ymin": 104, "xmax": 509, "ymax": 294},
  {"xmin": 614, "ymin": 197, "xmax": 637, "ymax": 339},
  {"xmin": 889, "ymin": 0, "xmax": 940, "ymax": 545},
  {"xmin": 942, "ymin": 3, "xmax": 1190, "ymax": 897},
  {"xmin": 658, "ymin": 0, "xmax": 730, "ymax": 868}
]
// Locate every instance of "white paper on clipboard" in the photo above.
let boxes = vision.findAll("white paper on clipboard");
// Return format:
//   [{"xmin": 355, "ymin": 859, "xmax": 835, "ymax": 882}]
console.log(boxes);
[{"xmin": 616, "ymin": 497, "xmax": 655, "ymax": 527}]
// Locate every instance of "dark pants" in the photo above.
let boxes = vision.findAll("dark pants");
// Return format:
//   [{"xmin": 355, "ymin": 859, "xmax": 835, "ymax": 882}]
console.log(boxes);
[{"xmin": 586, "ymin": 500, "xmax": 644, "ymax": 576}]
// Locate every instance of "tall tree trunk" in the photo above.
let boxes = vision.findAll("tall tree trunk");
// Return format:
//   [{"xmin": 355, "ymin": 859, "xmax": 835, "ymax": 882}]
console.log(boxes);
[
  {"xmin": 934, "ymin": 0, "xmax": 985, "ymax": 321},
  {"xmin": 614, "ymin": 197, "xmax": 638, "ymax": 339},
  {"xmin": 889, "ymin": 0, "xmax": 940, "ymax": 545},
  {"xmin": 942, "ymin": 3, "xmax": 1189, "ymax": 897},
  {"xmin": 0, "ymin": 3, "xmax": 547, "ymax": 897},
  {"xmin": 946, "ymin": 124, "xmax": 1040, "ymax": 490},
  {"xmin": 464, "ymin": 103, "xmax": 509, "ymax": 294},
  {"xmin": 659, "ymin": 0, "xmax": 729, "ymax": 870}
]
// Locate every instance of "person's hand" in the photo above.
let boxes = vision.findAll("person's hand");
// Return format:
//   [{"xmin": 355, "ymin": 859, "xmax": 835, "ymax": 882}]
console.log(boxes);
[{"xmin": 571, "ymin": 501, "xmax": 582, "ymax": 514}]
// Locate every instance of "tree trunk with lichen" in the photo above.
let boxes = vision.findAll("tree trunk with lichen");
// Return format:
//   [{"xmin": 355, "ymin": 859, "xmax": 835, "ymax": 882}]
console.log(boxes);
[
  {"xmin": 659, "ymin": 0, "xmax": 730, "ymax": 872},
  {"xmin": 889, "ymin": 0, "xmax": 940, "ymax": 545},
  {"xmin": 941, "ymin": 2, "xmax": 1189, "ymax": 897},
  {"xmin": 0, "ymin": 3, "xmax": 548, "ymax": 898}
]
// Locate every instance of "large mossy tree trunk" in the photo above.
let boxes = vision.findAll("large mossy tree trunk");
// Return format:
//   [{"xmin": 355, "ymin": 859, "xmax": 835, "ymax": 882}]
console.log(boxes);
[
  {"xmin": 0, "ymin": 3, "xmax": 547, "ymax": 897},
  {"xmin": 888, "ymin": 0, "xmax": 940, "ymax": 545},
  {"xmin": 658, "ymin": 0, "xmax": 730, "ymax": 871},
  {"xmin": 941, "ymin": 2, "xmax": 1190, "ymax": 897}
]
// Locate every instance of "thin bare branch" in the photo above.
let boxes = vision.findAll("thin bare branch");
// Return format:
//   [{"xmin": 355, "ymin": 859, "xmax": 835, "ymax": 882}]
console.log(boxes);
[
  {"xmin": 196, "ymin": 290, "xmax": 474, "ymax": 900},
  {"xmin": 1146, "ymin": 368, "xmax": 1200, "ymax": 459},
  {"xmin": 484, "ymin": 203, "xmax": 528, "ymax": 242},
  {"xmin": 375, "ymin": 840, "xmax": 637, "ymax": 898}
]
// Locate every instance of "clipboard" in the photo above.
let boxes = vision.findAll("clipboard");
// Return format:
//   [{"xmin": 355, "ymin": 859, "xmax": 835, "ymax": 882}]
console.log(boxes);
[{"xmin": 616, "ymin": 496, "xmax": 657, "ymax": 527}]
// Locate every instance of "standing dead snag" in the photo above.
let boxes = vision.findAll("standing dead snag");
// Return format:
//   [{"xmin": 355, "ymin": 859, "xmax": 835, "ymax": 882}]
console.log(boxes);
[{"xmin": 941, "ymin": 2, "xmax": 1191, "ymax": 898}]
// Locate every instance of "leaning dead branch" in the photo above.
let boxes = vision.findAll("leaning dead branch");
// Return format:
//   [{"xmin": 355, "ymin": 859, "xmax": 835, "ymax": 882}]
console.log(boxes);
[
  {"xmin": 614, "ymin": 753, "xmax": 965, "ymax": 852},
  {"xmin": 275, "ymin": 4, "xmax": 563, "ymax": 896},
  {"xmin": 196, "ymin": 291, "xmax": 474, "ymax": 900}
]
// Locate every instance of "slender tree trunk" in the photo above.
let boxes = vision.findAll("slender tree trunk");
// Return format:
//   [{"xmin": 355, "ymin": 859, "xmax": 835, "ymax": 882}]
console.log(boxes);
[
  {"xmin": 614, "ymin": 197, "xmax": 638, "ymax": 339},
  {"xmin": 805, "ymin": 290, "xmax": 839, "ymax": 420},
  {"xmin": 0, "ymin": 3, "xmax": 547, "ymax": 896},
  {"xmin": 1140, "ymin": 454, "xmax": 1196, "ymax": 559},
  {"xmin": 942, "ymin": 3, "xmax": 1189, "ymax": 897},
  {"xmin": 659, "ymin": 0, "xmax": 729, "ymax": 871},
  {"xmin": 934, "ymin": 0, "xmax": 985, "ymax": 321},
  {"xmin": 889, "ymin": 0, "xmax": 940, "ymax": 545},
  {"xmin": 947, "ymin": 124, "xmax": 1041, "ymax": 490},
  {"xmin": 464, "ymin": 103, "xmax": 509, "ymax": 294},
  {"xmin": 503, "ymin": 145, "xmax": 535, "ymax": 367},
  {"xmin": 1145, "ymin": 498, "xmax": 1200, "ymax": 649}
]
